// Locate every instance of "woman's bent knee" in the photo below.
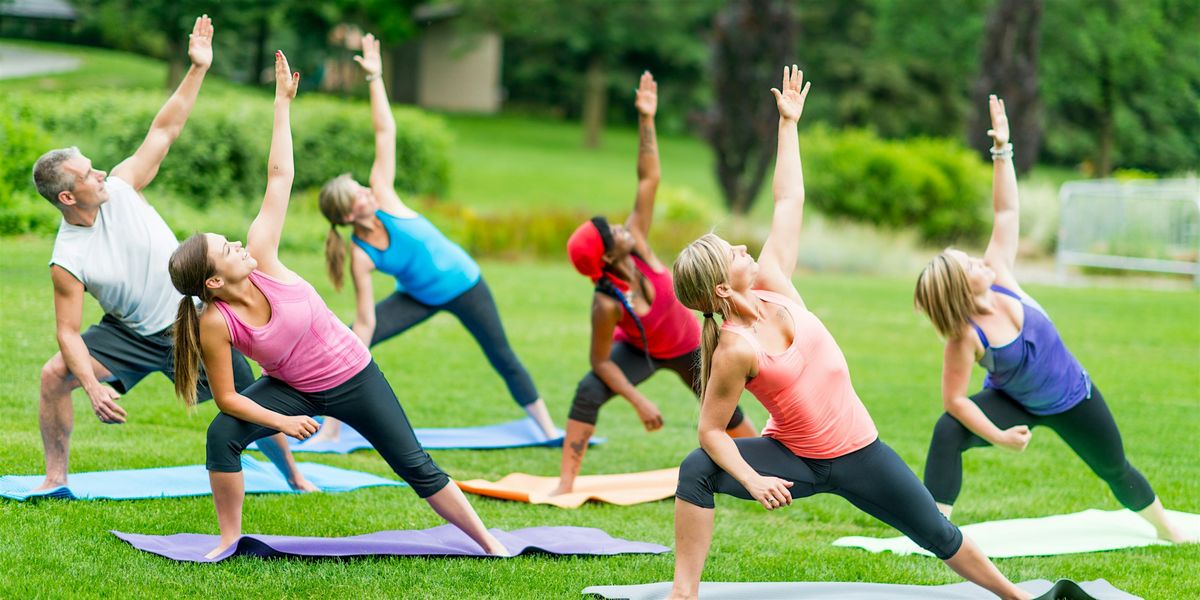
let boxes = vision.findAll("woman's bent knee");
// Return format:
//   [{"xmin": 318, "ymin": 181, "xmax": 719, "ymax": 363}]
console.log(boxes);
[{"xmin": 675, "ymin": 448, "xmax": 720, "ymax": 509}]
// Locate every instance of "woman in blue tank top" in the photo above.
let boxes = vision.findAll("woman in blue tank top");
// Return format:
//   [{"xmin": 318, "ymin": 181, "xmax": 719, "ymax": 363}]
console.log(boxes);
[
  {"xmin": 913, "ymin": 95, "xmax": 1192, "ymax": 543},
  {"xmin": 313, "ymin": 34, "xmax": 556, "ymax": 442}
]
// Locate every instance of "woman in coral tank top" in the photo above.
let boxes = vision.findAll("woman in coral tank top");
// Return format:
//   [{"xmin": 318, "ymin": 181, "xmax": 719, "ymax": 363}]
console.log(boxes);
[
  {"xmin": 167, "ymin": 52, "xmax": 506, "ymax": 559},
  {"xmin": 666, "ymin": 66, "xmax": 1028, "ymax": 600}
]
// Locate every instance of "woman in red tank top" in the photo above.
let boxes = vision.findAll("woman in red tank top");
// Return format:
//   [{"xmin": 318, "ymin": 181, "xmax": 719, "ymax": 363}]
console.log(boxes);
[
  {"xmin": 551, "ymin": 72, "xmax": 757, "ymax": 496},
  {"xmin": 664, "ymin": 66, "xmax": 1029, "ymax": 600}
]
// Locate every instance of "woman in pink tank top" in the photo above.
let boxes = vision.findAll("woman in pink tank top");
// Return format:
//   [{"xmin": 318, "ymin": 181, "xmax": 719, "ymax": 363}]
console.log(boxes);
[
  {"xmin": 664, "ymin": 67, "xmax": 1029, "ymax": 600},
  {"xmin": 166, "ymin": 52, "xmax": 507, "ymax": 560},
  {"xmin": 552, "ymin": 72, "xmax": 757, "ymax": 497}
]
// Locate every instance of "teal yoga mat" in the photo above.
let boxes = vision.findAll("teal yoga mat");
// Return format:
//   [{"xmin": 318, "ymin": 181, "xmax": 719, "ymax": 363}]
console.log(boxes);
[
  {"xmin": 0, "ymin": 456, "xmax": 403, "ymax": 501},
  {"xmin": 255, "ymin": 417, "xmax": 604, "ymax": 453},
  {"xmin": 834, "ymin": 508, "xmax": 1200, "ymax": 558}
]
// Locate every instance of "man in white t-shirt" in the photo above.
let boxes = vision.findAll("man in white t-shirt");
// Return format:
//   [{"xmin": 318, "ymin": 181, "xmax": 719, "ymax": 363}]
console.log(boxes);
[{"xmin": 29, "ymin": 16, "xmax": 314, "ymax": 493}]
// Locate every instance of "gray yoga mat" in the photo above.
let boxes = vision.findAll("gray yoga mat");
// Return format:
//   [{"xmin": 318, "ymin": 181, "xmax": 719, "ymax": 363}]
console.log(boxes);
[{"xmin": 582, "ymin": 579, "xmax": 1141, "ymax": 600}]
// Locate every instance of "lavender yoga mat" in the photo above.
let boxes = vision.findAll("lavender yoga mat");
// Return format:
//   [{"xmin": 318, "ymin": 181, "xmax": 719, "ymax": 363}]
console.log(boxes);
[{"xmin": 112, "ymin": 524, "xmax": 669, "ymax": 563}]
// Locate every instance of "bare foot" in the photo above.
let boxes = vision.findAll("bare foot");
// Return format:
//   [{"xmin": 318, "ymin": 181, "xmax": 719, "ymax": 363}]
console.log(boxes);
[
  {"xmin": 31, "ymin": 477, "xmax": 68, "ymax": 492},
  {"xmin": 307, "ymin": 429, "xmax": 340, "ymax": 445},
  {"xmin": 1158, "ymin": 527, "xmax": 1199, "ymax": 544},
  {"xmin": 204, "ymin": 537, "xmax": 239, "ymax": 560},
  {"xmin": 547, "ymin": 481, "xmax": 573, "ymax": 497},
  {"xmin": 290, "ymin": 478, "xmax": 321, "ymax": 493}
]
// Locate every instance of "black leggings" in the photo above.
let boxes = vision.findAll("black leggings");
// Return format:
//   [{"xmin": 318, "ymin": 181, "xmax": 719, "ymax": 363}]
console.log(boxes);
[
  {"xmin": 923, "ymin": 384, "xmax": 1156, "ymax": 511},
  {"xmin": 568, "ymin": 342, "xmax": 746, "ymax": 429},
  {"xmin": 677, "ymin": 437, "xmax": 964, "ymax": 560},
  {"xmin": 370, "ymin": 277, "xmax": 539, "ymax": 407},
  {"xmin": 206, "ymin": 361, "xmax": 448, "ymax": 498}
]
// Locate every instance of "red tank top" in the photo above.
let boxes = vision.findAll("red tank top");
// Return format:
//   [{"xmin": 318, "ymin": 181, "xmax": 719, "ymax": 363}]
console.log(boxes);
[
  {"xmin": 612, "ymin": 255, "xmax": 700, "ymax": 359},
  {"xmin": 721, "ymin": 289, "xmax": 877, "ymax": 459}
]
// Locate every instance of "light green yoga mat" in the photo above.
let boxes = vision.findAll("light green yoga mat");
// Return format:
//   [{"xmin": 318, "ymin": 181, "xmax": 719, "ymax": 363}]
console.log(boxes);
[
  {"xmin": 583, "ymin": 579, "xmax": 1139, "ymax": 599},
  {"xmin": 834, "ymin": 508, "xmax": 1199, "ymax": 558}
]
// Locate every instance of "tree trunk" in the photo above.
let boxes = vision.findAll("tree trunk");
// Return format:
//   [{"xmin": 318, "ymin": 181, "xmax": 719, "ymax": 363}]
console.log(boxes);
[
  {"xmin": 581, "ymin": 54, "xmax": 607, "ymax": 149},
  {"xmin": 1095, "ymin": 51, "xmax": 1115, "ymax": 176},
  {"xmin": 968, "ymin": 0, "xmax": 1043, "ymax": 174},
  {"xmin": 252, "ymin": 14, "xmax": 270, "ymax": 85}
]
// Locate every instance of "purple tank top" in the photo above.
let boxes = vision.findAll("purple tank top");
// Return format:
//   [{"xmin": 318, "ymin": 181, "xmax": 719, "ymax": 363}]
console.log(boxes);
[
  {"xmin": 213, "ymin": 271, "xmax": 371, "ymax": 393},
  {"xmin": 971, "ymin": 285, "xmax": 1091, "ymax": 415}
]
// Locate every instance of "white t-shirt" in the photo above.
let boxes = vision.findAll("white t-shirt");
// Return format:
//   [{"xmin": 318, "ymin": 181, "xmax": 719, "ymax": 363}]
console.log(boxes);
[{"xmin": 49, "ymin": 176, "xmax": 183, "ymax": 336}]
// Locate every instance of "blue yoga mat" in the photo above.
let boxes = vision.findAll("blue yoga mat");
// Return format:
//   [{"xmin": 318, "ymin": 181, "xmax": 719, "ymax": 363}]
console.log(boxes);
[
  {"xmin": 0, "ymin": 456, "xmax": 404, "ymax": 501},
  {"xmin": 254, "ymin": 418, "xmax": 605, "ymax": 454}
]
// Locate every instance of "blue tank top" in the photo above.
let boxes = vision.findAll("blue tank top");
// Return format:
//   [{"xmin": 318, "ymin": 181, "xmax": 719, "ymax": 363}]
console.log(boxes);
[
  {"xmin": 971, "ymin": 285, "xmax": 1091, "ymax": 415},
  {"xmin": 351, "ymin": 210, "xmax": 480, "ymax": 306}
]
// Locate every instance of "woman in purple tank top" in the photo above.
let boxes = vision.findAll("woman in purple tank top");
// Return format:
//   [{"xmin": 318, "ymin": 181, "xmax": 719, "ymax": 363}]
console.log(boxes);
[
  {"xmin": 914, "ymin": 95, "xmax": 1192, "ymax": 543},
  {"xmin": 167, "ymin": 52, "xmax": 508, "ymax": 559}
]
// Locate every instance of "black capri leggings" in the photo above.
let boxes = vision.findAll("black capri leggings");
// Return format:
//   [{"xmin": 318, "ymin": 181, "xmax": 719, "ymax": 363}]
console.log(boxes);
[
  {"xmin": 923, "ymin": 384, "xmax": 1156, "ymax": 511},
  {"xmin": 206, "ymin": 360, "xmax": 449, "ymax": 498},
  {"xmin": 677, "ymin": 437, "xmax": 964, "ymax": 560},
  {"xmin": 370, "ymin": 277, "xmax": 539, "ymax": 407},
  {"xmin": 568, "ymin": 342, "xmax": 746, "ymax": 429}
]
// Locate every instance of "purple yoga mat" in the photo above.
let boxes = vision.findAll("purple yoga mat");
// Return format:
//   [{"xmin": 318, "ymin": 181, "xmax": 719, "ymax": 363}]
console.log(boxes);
[{"xmin": 112, "ymin": 524, "xmax": 669, "ymax": 563}]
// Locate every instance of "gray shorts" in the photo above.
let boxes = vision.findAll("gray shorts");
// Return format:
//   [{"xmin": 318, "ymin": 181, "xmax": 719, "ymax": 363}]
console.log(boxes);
[{"xmin": 81, "ymin": 314, "xmax": 256, "ymax": 401}]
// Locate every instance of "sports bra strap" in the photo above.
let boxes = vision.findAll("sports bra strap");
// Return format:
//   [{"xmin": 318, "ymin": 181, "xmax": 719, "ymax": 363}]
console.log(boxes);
[
  {"xmin": 969, "ymin": 321, "xmax": 990, "ymax": 348},
  {"xmin": 990, "ymin": 284, "xmax": 1022, "ymax": 301}
]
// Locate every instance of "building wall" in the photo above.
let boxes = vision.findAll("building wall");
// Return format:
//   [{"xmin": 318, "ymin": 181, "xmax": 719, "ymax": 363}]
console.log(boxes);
[{"xmin": 417, "ymin": 22, "xmax": 502, "ymax": 113}]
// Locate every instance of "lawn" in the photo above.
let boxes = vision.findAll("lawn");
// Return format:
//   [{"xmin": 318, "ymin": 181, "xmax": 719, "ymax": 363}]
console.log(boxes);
[{"xmin": 1, "ymin": 236, "xmax": 1197, "ymax": 599}]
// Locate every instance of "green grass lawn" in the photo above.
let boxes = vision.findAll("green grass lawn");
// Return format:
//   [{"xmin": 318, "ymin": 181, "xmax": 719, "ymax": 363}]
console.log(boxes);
[{"xmin": 1, "ymin": 236, "xmax": 1197, "ymax": 598}]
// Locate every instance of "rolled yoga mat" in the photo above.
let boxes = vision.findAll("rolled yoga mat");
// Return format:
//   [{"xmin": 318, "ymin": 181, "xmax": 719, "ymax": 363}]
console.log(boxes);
[
  {"xmin": 112, "ymin": 524, "xmax": 670, "ymax": 562},
  {"xmin": 253, "ymin": 417, "xmax": 604, "ymax": 453},
  {"xmin": 833, "ymin": 508, "xmax": 1200, "ymax": 558},
  {"xmin": 457, "ymin": 468, "xmax": 679, "ymax": 508},
  {"xmin": 582, "ymin": 578, "xmax": 1141, "ymax": 600},
  {"xmin": 0, "ymin": 456, "xmax": 403, "ymax": 501}
]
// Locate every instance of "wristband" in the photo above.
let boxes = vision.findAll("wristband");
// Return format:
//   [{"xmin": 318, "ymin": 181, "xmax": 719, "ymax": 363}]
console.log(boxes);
[{"xmin": 990, "ymin": 142, "xmax": 1013, "ymax": 160}]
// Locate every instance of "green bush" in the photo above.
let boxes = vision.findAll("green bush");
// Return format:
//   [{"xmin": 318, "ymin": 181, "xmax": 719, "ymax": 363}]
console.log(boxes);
[
  {"xmin": 0, "ymin": 88, "xmax": 451, "ymax": 231},
  {"xmin": 0, "ymin": 106, "xmax": 59, "ymax": 236},
  {"xmin": 804, "ymin": 128, "xmax": 990, "ymax": 243}
]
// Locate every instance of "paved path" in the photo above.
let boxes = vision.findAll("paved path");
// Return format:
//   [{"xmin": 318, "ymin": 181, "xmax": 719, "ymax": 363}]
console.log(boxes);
[{"xmin": 0, "ymin": 43, "xmax": 81, "ymax": 80}]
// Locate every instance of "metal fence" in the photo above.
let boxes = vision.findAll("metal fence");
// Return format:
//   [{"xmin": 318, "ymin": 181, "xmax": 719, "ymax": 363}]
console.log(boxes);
[{"xmin": 1057, "ymin": 178, "xmax": 1200, "ymax": 286}]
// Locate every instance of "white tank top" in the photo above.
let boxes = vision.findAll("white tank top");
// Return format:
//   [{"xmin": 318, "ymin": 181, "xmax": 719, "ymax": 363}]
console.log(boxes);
[{"xmin": 49, "ymin": 176, "xmax": 183, "ymax": 335}]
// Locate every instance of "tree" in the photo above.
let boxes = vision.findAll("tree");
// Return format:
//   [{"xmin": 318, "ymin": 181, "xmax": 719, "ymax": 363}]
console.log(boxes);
[
  {"xmin": 702, "ymin": 0, "xmax": 797, "ymax": 214},
  {"xmin": 1040, "ymin": 0, "xmax": 1200, "ymax": 175},
  {"xmin": 968, "ymin": 0, "xmax": 1042, "ymax": 173}
]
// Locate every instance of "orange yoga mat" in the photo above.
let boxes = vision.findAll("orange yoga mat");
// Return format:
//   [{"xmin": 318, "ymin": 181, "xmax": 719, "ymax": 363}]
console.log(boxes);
[{"xmin": 457, "ymin": 468, "xmax": 679, "ymax": 509}]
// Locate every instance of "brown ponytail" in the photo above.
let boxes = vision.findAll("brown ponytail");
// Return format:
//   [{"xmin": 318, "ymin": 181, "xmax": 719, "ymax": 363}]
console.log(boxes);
[
  {"xmin": 318, "ymin": 173, "xmax": 357, "ymax": 292},
  {"xmin": 325, "ymin": 226, "xmax": 346, "ymax": 291},
  {"xmin": 168, "ymin": 234, "xmax": 216, "ymax": 408},
  {"xmin": 172, "ymin": 296, "xmax": 203, "ymax": 408}
]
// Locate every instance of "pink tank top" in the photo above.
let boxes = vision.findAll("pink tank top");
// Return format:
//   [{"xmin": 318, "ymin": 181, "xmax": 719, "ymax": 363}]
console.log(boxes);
[
  {"xmin": 213, "ymin": 271, "xmax": 371, "ymax": 393},
  {"xmin": 721, "ymin": 289, "xmax": 877, "ymax": 459},
  {"xmin": 613, "ymin": 255, "xmax": 700, "ymax": 359}
]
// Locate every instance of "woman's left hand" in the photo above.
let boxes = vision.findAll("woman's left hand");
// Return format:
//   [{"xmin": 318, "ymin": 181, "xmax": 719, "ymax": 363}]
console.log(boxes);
[
  {"xmin": 634, "ymin": 71, "xmax": 657, "ymax": 118},
  {"xmin": 987, "ymin": 94, "xmax": 1009, "ymax": 147},
  {"xmin": 744, "ymin": 474, "xmax": 794, "ymax": 511},
  {"xmin": 354, "ymin": 33, "xmax": 383, "ymax": 78},
  {"xmin": 275, "ymin": 50, "xmax": 299, "ymax": 101}
]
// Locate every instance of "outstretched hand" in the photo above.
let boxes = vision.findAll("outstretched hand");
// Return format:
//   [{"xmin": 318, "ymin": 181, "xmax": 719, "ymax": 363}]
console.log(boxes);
[
  {"xmin": 187, "ymin": 14, "xmax": 214, "ymax": 69},
  {"xmin": 634, "ymin": 71, "xmax": 657, "ymax": 118},
  {"xmin": 354, "ymin": 33, "xmax": 383, "ymax": 78},
  {"xmin": 770, "ymin": 64, "xmax": 810, "ymax": 123},
  {"xmin": 987, "ymin": 94, "xmax": 1010, "ymax": 147},
  {"xmin": 275, "ymin": 50, "xmax": 299, "ymax": 101}
]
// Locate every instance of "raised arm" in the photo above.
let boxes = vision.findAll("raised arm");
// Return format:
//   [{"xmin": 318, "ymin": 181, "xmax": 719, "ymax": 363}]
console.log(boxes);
[
  {"xmin": 625, "ymin": 71, "xmax": 660, "ymax": 243},
  {"xmin": 755, "ymin": 65, "xmax": 810, "ymax": 301},
  {"xmin": 982, "ymin": 95, "xmax": 1019, "ymax": 276},
  {"xmin": 355, "ymin": 33, "xmax": 404, "ymax": 213},
  {"xmin": 111, "ymin": 15, "xmax": 213, "ymax": 192},
  {"xmin": 245, "ymin": 51, "xmax": 299, "ymax": 278}
]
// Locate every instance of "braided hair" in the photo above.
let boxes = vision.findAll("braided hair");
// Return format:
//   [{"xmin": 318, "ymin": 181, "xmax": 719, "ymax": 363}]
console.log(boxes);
[{"xmin": 590, "ymin": 216, "xmax": 654, "ymax": 368}]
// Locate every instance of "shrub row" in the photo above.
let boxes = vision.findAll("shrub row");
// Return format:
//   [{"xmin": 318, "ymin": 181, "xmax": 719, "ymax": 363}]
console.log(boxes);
[{"xmin": 0, "ymin": 89, "xmax": 451, "ymax": 229}]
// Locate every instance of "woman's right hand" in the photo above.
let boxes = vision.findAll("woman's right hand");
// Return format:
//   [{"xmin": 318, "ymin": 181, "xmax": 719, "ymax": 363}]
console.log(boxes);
[
  {"xmin": 997, "ymin": 425, "xmax": 1031, "ymax": 452},
  {"xmin": 275, "ymin": 50, "xmax": 299, "ymax": 101},
  {"xmin": 631, "ymin": 396, "xmax": 664, "ymax": 431},
  {"xmin": 744, "ymin": 474, "xmax": 794, "ymax": 511},
  {"xmin": 354, "ymin": 33, "xmax": 383, "ymax": 78},
  {"xmin": 278, "ymin": 415, "xmax": 320, "ymax": 440},
  {"xmin": 986, "ymin": 94, "xmax": 1010, "ymax": 147},
  {"xmin": 770, "ymin": 64, "xmax": 811, "ymax": 123}
]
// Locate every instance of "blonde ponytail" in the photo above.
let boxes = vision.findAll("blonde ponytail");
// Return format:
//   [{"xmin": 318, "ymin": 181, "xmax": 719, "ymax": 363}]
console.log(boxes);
[
  {"xmin": 697, "ymin": 312, "xmax": 722, "ymax": 401},
  {"xmin": 318, "ymin": 174, "xmax": 358, "ymax": 292},
  {"xmin": 672, "ymin": 233, "xmax": 735, "ymax": 403},
  {"xmin": 325, "ymin": 226, "xmax": 346, "ymax": 291}
]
